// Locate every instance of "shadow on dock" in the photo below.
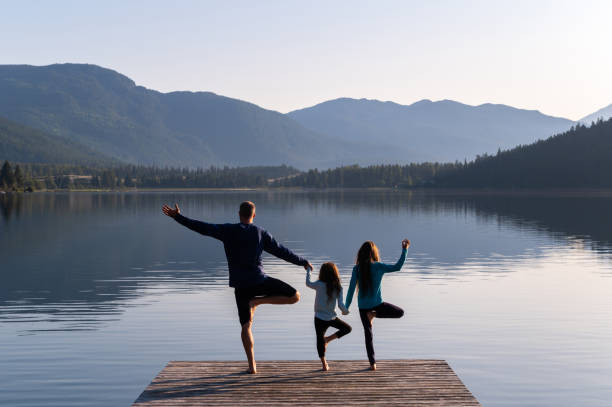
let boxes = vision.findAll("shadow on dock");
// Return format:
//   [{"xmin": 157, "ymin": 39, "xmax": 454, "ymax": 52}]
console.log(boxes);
[{"xmin": 133, "ymin": 359, "xmax": 480, "ymax": 406}]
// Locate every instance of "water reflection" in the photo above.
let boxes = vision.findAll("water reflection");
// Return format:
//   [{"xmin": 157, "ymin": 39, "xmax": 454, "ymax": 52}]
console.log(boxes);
[
  {"xmin": 432, "ymin": 191, "xmax": 612, "ymax": 254},
  {"xmin": 2, "ymin": 190, "xmax": 612, "ymax": 333}
]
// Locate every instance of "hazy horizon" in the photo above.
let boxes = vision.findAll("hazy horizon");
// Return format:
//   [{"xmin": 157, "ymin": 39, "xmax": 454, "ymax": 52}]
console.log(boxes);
[{"xmin": 2, "ymin": 1, "xmax": 612, "ymax": 120}]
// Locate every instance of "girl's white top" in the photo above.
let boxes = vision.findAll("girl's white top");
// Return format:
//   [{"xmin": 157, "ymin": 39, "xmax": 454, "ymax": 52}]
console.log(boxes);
[{"xmin": 306, "ymin": 268, "xmax": 349, "ymax": 321}]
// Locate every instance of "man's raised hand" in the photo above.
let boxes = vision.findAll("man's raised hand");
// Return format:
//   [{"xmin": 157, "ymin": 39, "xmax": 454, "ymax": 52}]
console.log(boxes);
[
  {"xmin": 162, "ymin": 203, "xmax": 180, "ymax": 218},
  {"xmin": 402, "ymin": 239, "xmax": 410, "ymax": 249}
]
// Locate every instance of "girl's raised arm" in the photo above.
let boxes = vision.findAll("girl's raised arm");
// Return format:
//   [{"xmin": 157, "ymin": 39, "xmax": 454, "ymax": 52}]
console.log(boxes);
[{"xmin": 379, "ymin": 239, "xmax": 410, "ymax": 273}]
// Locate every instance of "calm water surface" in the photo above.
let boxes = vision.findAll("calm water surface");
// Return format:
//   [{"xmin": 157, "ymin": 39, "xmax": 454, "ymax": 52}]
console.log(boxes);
[{"xmin": 1, "ymin": 190, "xmax": 611, "ymax": 406}]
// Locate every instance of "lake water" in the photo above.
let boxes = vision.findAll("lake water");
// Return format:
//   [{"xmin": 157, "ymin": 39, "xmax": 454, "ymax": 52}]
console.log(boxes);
[{"xmin": 1, "ymin": 190, "xmax": 611, "ymax": 406}]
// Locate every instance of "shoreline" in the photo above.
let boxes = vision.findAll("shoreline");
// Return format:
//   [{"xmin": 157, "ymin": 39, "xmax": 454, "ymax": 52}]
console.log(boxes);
[{"xmin": 5, "ymin": 186, "xmax": 612, "ymax": 197}]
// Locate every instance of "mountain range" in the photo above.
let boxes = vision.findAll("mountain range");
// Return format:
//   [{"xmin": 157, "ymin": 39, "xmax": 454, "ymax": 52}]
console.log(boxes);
[
  {"xmin": 0, "ymin": 64, "xmax": 360, "ymax": 169},
  {"xmin": 288, "ymin": 98, "xmax": 574, "ymax": 163},
  {"xmin": 0, "ymin": 63, "xmax": 608, "ymax": 169}
]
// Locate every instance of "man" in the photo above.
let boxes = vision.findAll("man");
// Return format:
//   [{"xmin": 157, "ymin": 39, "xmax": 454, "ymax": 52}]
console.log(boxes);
[{"xmin": 162, "ymin": 200, "xmax": 312, "ymax": 374}]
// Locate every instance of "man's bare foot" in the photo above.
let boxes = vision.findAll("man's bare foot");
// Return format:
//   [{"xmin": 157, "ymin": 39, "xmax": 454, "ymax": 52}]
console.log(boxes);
[
  {"xmin": 246, "ymin": 367, "xmax": 257, "ymax": 374},
  {"xmin": 370, "ymin": 363, "xmax": 377, "ymax": 371},
  {"xmin": 321, "ymin": 359, "xmax": 329, "ymax": 371}
]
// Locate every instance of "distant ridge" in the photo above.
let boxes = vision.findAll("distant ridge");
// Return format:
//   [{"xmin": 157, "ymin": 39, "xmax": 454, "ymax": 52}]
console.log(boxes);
[
  {"xmin": 288, "ymin": 97, "xmax": 575, "ymax": 163},
  {"xmin": 580, "ymin": 103, "xmax": 612, "ymax": 125}
]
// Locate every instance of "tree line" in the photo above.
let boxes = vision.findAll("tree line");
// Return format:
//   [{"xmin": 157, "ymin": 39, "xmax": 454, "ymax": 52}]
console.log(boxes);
[
  {"xmin": 0, "ymin": 162, "xmax": 299, "ymax": 191},
  {"xmin": 1, "ymin": 161, "xmax": 35, "ymax": 191},
  {"xmin": 272, "ymin": 163, "xmax": 460, "ymax": 188},
  {"xmin": 3, "ymin": 117, "xmax": 612, "ymax": 192}
]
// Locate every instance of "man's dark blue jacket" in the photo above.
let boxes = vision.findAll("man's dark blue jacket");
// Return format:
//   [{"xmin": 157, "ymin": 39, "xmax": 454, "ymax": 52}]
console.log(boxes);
[{"xmin": 174, "ymin": 214, "xmax": 307, "ymax": 288}]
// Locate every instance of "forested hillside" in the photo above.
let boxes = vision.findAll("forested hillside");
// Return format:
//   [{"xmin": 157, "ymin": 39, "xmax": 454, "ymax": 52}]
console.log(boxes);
[
  {"xmin": 274, "ymin": 119, "xmax": 612, "ymax": 189},
  {"xmin": 0, "ymin": 116, "xmax": 116, "ymax": 165},
  {"xmin": 435, "ymin": 119, "xmax": 612, "ymax": 187}
]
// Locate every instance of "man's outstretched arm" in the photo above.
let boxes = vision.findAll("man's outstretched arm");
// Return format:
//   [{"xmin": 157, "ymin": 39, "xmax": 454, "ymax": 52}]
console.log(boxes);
[
  {"xmin": 262, "ymin": 230, "xmax": 313, "ymax": 271},
  {"xmin": 162, "ymin": 203, "xmax": 226, "ymax": 241}
]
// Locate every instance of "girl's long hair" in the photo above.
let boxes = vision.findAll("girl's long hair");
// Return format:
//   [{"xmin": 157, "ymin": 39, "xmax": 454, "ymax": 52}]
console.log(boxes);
[
  {"xmin": 318, "ymin": 262, "xmax": 342, "ymax": 303},
  {"xmin": 356, "ymin": 241, "xmax": 380, "ymax": 294}
]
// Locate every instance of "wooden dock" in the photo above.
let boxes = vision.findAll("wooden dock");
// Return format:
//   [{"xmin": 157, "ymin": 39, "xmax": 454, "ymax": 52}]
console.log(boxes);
[{"xmin": 133, "ymin": 360, "xmax": 480, "ymax": 406}]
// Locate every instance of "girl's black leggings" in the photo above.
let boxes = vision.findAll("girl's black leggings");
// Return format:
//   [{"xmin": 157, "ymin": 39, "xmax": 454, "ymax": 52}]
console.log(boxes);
[
  {"xmin": 314, "ymin": 317, "xmax": 352, "ymax": 357},
  {"xmin": 359, "ymin": 302, "xmax": 404, "ymax": 365}
]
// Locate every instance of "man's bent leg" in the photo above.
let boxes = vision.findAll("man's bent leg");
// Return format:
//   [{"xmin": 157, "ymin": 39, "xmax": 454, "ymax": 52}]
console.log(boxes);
[
  {"xmin": 248, "ymin": 277, "xmax": 299, "ymax": 309},
  {"xmin": 249, "ymin": 291, "xmax": 300, "ymax": 308}
]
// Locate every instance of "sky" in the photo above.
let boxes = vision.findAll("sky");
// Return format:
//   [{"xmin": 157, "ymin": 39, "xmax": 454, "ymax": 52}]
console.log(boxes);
[{"xmin": 2, "ymin": 0, "xmax": 611, "ymax": 120}]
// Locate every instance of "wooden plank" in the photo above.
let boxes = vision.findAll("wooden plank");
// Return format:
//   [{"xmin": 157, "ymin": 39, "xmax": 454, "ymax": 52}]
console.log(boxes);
[{"xmin": 133, "ymin": 360, "xmax": 480, "ymax": 406}]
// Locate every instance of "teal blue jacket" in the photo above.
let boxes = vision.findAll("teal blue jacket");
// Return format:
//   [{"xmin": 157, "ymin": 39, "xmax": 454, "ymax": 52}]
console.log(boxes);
[{"xmin": 345, "ymin": 248, "xmax": 407, "ymax": 310}]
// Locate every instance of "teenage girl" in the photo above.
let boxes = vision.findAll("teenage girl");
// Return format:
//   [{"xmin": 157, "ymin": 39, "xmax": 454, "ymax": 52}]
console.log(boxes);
[
  {"xmin": 345, "ymin": 239, "xmax": 410, "ymax": 370},
  {"xmin": 306, "ymin": 262, "xmax": 352, "ymax": 371}
]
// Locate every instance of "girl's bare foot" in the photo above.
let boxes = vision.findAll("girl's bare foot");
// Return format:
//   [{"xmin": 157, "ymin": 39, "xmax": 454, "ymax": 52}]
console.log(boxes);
[
  {"xmin": 324, "ymin": 333, "xmax": 338, "ymax": 346},
  {"xmin": 370, "ymin": 363, "xmax": 377, "ymax": 371},
  {"xmin": 247, "ymin": 358, "xmax": 257, "ymax": 374},
  {"xmin": 321, "ymin": 359, "xmax": 329, "ymax": 371},
  {"xmin": 367, "ymin": 310, "xmax": 376, "ymax": 324},
  {"xmin": 248, "ymin": 298, "xmax": 260, "ymax": 309},
  {"xmin": 248, "ymin": 298, "xmax": 261, "ymax": 318}
]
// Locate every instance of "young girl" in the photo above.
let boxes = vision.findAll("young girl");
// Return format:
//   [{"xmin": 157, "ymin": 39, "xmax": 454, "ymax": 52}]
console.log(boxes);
[
  {"xmin": 345, "ymin": 239, "xmax": 410, "ymax": 371},
  {"xmin": 306, "ymin": 262, "xmax": 352, "ymax": 371}
]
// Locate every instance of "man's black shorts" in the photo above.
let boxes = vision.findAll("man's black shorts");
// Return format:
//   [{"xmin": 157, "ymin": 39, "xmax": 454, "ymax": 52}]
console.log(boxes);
[{"xmin": 234, "ymin": 277, "xmax": 297, "ymax": 326}]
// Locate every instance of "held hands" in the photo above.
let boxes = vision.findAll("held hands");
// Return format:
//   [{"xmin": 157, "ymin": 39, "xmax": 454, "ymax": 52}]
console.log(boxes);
[
  {"xmin": 402, "ymin": 239, "xmax": 410, "ymax": 249},
  {"xmin": 162, "ymin": 203, "xmax": 180, "ymax": 218},
  {"xmin": 341, "ymin": 309, "xmax": 349, "ymax": 316},
  {"xmin": 304, "ymin": 261, "xmax": 314, "ymax": 271}
]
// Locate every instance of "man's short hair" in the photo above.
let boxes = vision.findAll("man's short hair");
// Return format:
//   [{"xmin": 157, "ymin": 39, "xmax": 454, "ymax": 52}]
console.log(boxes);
[{"xmin": 239, "ymin": 201, "xmax": 256, "ymax": 219}]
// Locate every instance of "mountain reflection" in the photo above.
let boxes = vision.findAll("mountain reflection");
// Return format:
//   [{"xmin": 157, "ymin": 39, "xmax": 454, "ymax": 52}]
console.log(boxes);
[{"xmin": 2, "ymin": 190, "xmax": 612, "ymax": 333}]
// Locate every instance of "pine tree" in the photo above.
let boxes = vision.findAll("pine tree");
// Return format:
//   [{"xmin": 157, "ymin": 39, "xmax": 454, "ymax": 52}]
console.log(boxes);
[
  {"xmin": 14, "ymin": 165, "xmax": 24, "ymax": 188},
  {"xmin": 45, "ymin": 176, "xmax": 57, "ymax": 190},
  {"xmin": 1, "ymin": 161, "xmax": 15, "ymax": 189}
]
